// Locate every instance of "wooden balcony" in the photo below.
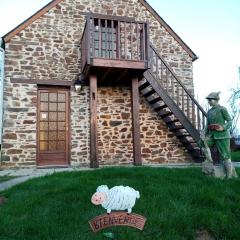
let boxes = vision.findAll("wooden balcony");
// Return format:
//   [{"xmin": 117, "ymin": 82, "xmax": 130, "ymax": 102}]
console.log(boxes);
[{"xmin": 81, "ymin": 14, "xmax": 149, "ymax": 85}]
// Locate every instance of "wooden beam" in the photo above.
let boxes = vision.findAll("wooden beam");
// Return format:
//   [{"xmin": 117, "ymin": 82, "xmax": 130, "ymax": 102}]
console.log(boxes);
[
  {"xmin": 90, "ymin": 75, "xmax": 99, "ymax": 168},
  {"xmin": 131, "ymin": 77, "xmax": 142, "ymax": 166},
  {"xmin": 93, "ymin": 58, "xmax": 146, "ymax": 69},
  {"xmin": 100, "ymin": 68, "xmax": 111, "ymax": 82},
  {"xmin": 115, "ymin": 69, "xmax": 128, "ymax": 83},
  {"xmin": 10, "ymin": 78, "xmax": 73, "ymax": 86}
]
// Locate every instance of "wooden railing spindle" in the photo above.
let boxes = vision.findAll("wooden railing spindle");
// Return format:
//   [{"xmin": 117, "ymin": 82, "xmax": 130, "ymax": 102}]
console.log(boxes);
[
  {"xmin": 136, "ymin": 23, "xmax": 139, "ymax": 60},
  {"xmin": 111, "ymin": 20, "xmax": 114, "ymax": 58},
  {"xmin": 142, "ymin": 24, "xmax": 146, "ymax": 60},
  {"xmin": 117, "ymin": 21, "xmax": 121, "ymax": 59},
  {"xmin": 98, "ymin": 18, "xmax": 101, "ymax": 58},
  {"xmin": 182, "ymin": 87, "xmax": 184, "ymax": 112},
  {"xmin": 130, "ymin": 22, "xmax": 133, "ymax": 60},
  {"xmin": 124, "ymin": 22, "xmax": 127, "ymax": 59},
  {"xmin": 105, "ymin": 19, "xmax": 108, "ymax": 58}
]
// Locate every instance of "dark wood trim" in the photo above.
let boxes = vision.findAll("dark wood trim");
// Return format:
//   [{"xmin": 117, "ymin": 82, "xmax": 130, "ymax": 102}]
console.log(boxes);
[
  {"xmin": 116, "ymin": 69, "xmax": 128, "ymax": 83},
  {"xmin": 93, "ymin": 58, "xmax": 146, "ymax": 69},
  {"xmin": 36, "ymin": 89, "xmax": 40, "ymax": 167},
  {"xmin": 131, "ymin": 77, "xmax": 142, "ymax": 166},
  {"xmin": 36, "ymin": 86, "xmax": 70, "ymax": 167},
  {"xmin": 67, "ymin": 90, "xmax": 71, "ymax": 166},
  {"xmin": 90, "ymin": 75, "xmax": 99, "ymax": 168},
  {"xmin": 100, "ymin": 68, "xmax": 111, "ymax": 82},
  {"xmin": 11, "ymin": 78, "xmax": 73, "ymax": 86},
  {"xmin": 139, "ymin": 0, "xmax": 198, "ymax": 61}
]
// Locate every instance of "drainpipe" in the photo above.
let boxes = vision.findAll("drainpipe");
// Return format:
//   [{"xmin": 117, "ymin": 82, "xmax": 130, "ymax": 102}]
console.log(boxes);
[{"xmin": 0, "ymin": 38, "xmax": 5, "ymax": 163}]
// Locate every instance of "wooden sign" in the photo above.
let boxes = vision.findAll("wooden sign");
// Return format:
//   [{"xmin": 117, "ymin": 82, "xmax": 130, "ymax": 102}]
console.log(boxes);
[{"xmin": 89, "ymin": 212, "xmax": 146, "ymax": 232}]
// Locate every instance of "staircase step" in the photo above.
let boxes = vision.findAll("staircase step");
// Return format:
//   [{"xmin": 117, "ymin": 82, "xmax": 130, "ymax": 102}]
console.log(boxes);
[
  {"xmin": 184, "ymin": 142, "xmax": 199, "ymax": 151},
  {"xmin": 163, "ymin": 116, "xmax": 178, "ymax": 124},
  {"xmin": 168, "ymin": 123, "xmax": 184, "ymax": 131},
  {"xmin": 152, "ymin": 103, "xmax": 167, "ymax": 111},
  {"xmin": 139, "ymin": 81, "xmax": 150, "ymax": 91},
  {"xmin": 180, "ymin": 136, "xmax": 195, "ymax": 144},
  {"xmin": 142, "ymin": 89, "xmax": 155, "ymax": 98},
  {"xmin": 157, "ymin": 109, "xmax": 173, "ymax": 118},
  {"xmin": 148, "ymin": 97, "xmax": 162, "ymax": 104},
  {"xmin": 175, "ymin": 130, "xmax": 190, "ymax": 138}
]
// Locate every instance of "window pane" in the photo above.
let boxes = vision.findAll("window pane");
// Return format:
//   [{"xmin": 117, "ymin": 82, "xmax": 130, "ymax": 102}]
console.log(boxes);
[
  {"xmin": 58, "ymin": 103, "xmax": 65, "ymax": 111},
  {"xmin": 49, "ymin": 93, "xmax": 57, "ymax": 102},
  {"xmin": 49, "ymin": 112, "xmax": 57, "ymax": 121},
  {"xmin": 49, "ymin": 102, "xmax": 57, "ymax": 111},
  {"xmin": 49, "ymin": 141, "xmax": 57, "ymax": 151},
  {"xmin": 40, "ymin": 122, "xmax": 48, "ymax": 131},
  {"xmin": 49, "ymin": 122, "xmax": 57, "ymax": 131},
  {"xmin": 58, "ymin": 93, "xmax": 65, "ymax": 102},
  {"xmin": 58, "ymin": 122, "xmax": 65, "ymax": 130},
  {"xmin": 40, "ymin": 131, "xmax": 48, "ymax": 140},
  {"xmin": 58, "ymin": 112, "xmax": 65, "ymax": 121},
  {"xmin": 40, "ymin": 102, "xmax": 48, "ymax": 111},
  {"xmin": 40, "ymin": 141, "xmax": 48, "ymax": 151},
  {"xmin": 40, "ymin": 112, "xmax": 48, "ymax": 121},
  {"xmin": 58, "ymin": 131, "xmax": 65, "ymax": 140},
  {"xmin": 40, "ymin": 92, "xmax": 48, "ymax": 101},
  {"xmin": 49, "ymin": 131, "xmax": 57, "ymax": 141}
]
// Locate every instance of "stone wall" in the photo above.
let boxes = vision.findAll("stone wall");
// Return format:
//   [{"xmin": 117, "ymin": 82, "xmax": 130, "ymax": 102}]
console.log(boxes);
[
  {"xmin": 1, "ymin": 0, "xmax": 195, "ymax": 168},
  {"xmin": 70, "ymin": 86, "xmax": 90, "ymax": 167},
  {"xmin": 1, "ymin": 83, "xmax": 37, "ymax": 168},
  {"xmin": 97, "ymin": 87, "xmax": 133, "ymax": 165},
  {"xmin": 139, "ymin": 96, "xmax": 192, "ymax": 164}
]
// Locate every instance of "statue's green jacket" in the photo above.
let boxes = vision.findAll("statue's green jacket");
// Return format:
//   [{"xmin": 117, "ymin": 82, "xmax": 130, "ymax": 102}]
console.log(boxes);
[{"xmin": 204, "ymin": 104, "xmax": 232, "ymax": 139}]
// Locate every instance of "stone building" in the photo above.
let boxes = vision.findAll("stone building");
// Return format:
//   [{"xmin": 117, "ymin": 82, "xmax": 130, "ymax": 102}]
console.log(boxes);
[{"xmin": 0, "ymin": 0, "xmax": 206, "ymax": 169}]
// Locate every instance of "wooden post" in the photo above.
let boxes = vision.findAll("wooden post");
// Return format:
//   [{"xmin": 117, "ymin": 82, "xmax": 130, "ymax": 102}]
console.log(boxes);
[
  {"xmin": 90, "ymin": 75, "xmax": 99, "ymax": 168},
  {"xmin": 131, "ymin": 77, "xmax": 142, "ymax": 166}
]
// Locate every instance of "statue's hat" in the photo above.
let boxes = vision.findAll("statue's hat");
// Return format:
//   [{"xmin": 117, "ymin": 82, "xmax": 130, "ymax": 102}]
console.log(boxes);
[{"xmin": 206, "ymin": 92, "xmax": 221, "ymax": 100}]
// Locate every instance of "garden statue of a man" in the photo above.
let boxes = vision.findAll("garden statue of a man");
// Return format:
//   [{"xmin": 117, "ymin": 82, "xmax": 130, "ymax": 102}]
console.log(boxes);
[{"xmin": 200, "ymin": 92, "xmax": 237, "ymax": 178}]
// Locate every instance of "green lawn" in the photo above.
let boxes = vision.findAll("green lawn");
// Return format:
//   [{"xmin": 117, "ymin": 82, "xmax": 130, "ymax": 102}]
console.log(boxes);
[
  {"xmin": 0, "ymin": 167, "xmax": 240, "ymax": 240},
  {"xmin": 0, "ymin": 176, "xmax": 16, "ymax": 183},
  {"xmin": 231, "ymin": 151, "xmax": 240, "ymax": 162}
]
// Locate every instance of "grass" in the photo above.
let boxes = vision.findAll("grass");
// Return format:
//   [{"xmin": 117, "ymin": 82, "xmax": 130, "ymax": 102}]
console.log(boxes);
[
  {"xmin": 0, "ymin": 167, "xmax": 240, "ymax": 240},
  {"xmin": 0, "ymin": 176, "xmax": 16, "ymax": 183},
  {"xmin": 231, "ymin": 151, "xmax": 240, "ymax": 162}
]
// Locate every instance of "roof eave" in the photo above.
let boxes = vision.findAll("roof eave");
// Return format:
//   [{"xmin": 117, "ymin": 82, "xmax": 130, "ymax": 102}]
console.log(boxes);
[
  {"xmin": 3, "ymin": 0, "xmax": 63, "ymax": 43},
  {"xmin": 139, "ymin": 0, "xmax": 198, "ymax": 62}
]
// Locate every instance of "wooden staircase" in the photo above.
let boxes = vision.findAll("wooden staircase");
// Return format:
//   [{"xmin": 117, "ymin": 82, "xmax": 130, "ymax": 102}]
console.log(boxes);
[{"xmin": 139, "ymin": 45, "xmax": 207, "ymax": 162}]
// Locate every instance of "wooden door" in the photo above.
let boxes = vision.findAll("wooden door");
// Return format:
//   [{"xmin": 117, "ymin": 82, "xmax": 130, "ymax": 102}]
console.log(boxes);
[{"xmin": 37, "ymin": 87, "xmax": 70, "ymax": 167}]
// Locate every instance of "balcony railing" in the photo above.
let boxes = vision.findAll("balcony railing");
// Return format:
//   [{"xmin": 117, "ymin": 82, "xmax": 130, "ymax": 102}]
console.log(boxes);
[{"xmin": 81, "ymin": 14, "xmax": 149, "ymax": 74}]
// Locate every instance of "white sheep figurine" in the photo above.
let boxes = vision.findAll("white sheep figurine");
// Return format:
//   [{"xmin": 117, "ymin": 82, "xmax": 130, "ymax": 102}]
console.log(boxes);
[{"xmin": 91, "ymin": 185, "xmax": 140, "ymax": 214}]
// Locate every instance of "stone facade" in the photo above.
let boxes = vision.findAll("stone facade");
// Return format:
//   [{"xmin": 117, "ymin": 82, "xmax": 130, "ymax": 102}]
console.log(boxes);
[
  {"xmin": 71, "ymin": 86, "xmax": 90, "ymax": 167},
  {"xmin": 1, "ymin": 0, "xmax": 195, "ymax": 168},
  {"xmin": 139, "ymin": 96, "xmax": 191, "ymax": 164},
  {"xmin": 2, "ymin": 83, "xmax": 37, "ymax": 168},
  {"xmin": 97, "ymin": 87, "xmax": 133, "ymax": 165}
]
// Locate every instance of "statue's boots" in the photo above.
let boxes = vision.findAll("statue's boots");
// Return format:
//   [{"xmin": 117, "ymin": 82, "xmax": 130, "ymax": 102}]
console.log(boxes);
[
  {"xmin": 202, "ymin": 147, "xmax": 213, "ymax": 162},
  {"xmin": 224, "ymin": 159, "xmax": 232, "ymax": 178}
]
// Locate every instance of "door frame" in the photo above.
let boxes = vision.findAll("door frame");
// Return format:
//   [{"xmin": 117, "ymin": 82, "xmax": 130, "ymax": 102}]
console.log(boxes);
[{"xmin": 36, "ymin": 85, "xmax": 71, "ymax": 167}]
